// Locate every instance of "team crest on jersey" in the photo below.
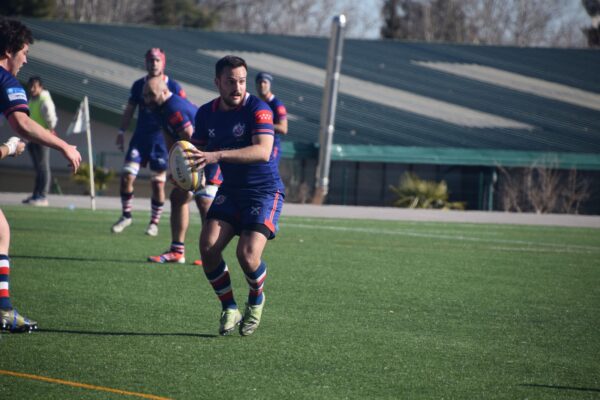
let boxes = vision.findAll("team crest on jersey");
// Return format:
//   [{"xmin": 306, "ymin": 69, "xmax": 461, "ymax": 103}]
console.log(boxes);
[
  {"xmin": 208, "ymin": 129, "xmax": 216, "ymax": 138},
  {"xmin": 214, "ymin": 194, "xmax": 227, "ymax": 205},
  {"xmin": 232, "ymin": 123, "xmax": 246, "ymax": 138},
  {"xmin": 131, "ymin": 148, "xmax": 140, "ymax": 158}
]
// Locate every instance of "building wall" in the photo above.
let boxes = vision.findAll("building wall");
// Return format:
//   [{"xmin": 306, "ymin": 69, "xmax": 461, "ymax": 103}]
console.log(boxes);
[{"xmin": 280, "ymin": 159, "xmax": 600, "ymax": 214}]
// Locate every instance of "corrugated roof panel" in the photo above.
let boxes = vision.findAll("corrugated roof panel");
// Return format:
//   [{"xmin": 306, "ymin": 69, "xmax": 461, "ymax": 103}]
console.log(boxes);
[{"xmin": 20, "ymin": 18, "xmax": 600, "ymax": 169}]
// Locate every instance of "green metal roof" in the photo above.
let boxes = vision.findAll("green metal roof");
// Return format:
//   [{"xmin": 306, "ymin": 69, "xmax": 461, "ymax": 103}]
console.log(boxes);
[{"xmin": 18, "ymin": 18, "xmax": 600, "ymax": 170}]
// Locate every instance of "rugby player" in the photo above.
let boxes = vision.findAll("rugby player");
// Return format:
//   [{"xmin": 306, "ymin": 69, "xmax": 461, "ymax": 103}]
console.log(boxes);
[
  {"xmin": 255, "ymin": 72, "xmax": 288, "ymax": 167},
  {"xmin": 112, "ymin": 48, "xmax": 187, "ymax": 237},
  {"xmin": 1, "ymin": 18, "xmax": 81, "ymax": 333},
  {"xmin": 142, "ymin": 76, "xmax": 222, "ymax": 265},
  {"xmin": 188, "ymin": 56, "xmax": 284, "ymax": 336}
]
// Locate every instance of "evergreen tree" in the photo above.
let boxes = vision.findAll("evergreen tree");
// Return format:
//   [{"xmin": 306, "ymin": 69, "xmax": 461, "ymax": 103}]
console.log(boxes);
[
  {"xmin": 582, "ymin": 0, "xmax": 600, "ymax": 47},
  {"xmin": 0, "ymin": 0, "xmax": 56, "ymax": 18}
]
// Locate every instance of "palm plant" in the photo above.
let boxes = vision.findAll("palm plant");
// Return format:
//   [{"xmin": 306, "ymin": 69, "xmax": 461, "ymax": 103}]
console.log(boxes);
[{"xmin": 389, "ymin": 172, "xmax": 465, "ymax": 210}]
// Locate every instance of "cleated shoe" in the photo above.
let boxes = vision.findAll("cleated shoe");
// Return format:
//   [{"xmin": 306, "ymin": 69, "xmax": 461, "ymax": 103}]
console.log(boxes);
[
  {"xmin": 219, "ymin": 308, "xmax": 242, "ymax": 336},
  {"xmin": 1, "ymin": 308, "xmax": 38, "ymax": 333},
  {"xmin": 240, "ymin": 295, "xmax": 265, "ymax": 337},
  {"xmin": 192, "ymin": 259, "xmax": 203, "ymax": 266},
  {"xmin": 111, "ymin": 216, "xmax": 132, "ymax": 233},
  {"xmin": 29, "ymin": 197, "xmax": 49, "ymax": 207},
  {"xmin": 145, "ymin": 223, "xmax": 159, "ymax": 237},
  {"xmin": 147, "ymin": 251, "xmax": 185, "ymax": 264}
]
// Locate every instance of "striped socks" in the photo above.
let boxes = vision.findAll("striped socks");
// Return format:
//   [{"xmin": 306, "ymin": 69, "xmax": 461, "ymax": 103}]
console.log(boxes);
[
  {"xmin": 170, "ymin": 241, "xmax": 184, "ymax": 255},
  {"xmin": 150, "ymin": 199, "xmax": 164, "ymax": 225},
  {"xmin": 0, "ymin": 255, "xmax": 12, "ymax": 310},
  {"xmin": 120, "ymin": 191, "xmax": 134, "ymax": 218},
  {"xmin": 204, "ymin": 260, "xmax": 236, "ymax": 310},
  {"xmin": 244, "ymin": 261, "xmax": 267, "ymax": 306}
]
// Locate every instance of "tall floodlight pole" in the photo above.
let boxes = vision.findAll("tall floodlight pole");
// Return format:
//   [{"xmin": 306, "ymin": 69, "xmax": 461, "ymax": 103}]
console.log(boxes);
[{"xmin": 312, "ymin": 14, "xmax": 346, "ymax": 205}]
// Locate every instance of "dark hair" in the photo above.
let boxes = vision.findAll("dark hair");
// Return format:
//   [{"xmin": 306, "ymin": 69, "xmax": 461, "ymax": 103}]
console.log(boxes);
[
  {"xmin": 27, "ymin": 76, "xmax": 43, "ymax": 87},
  {"xmin": 0, "ymin": 18, "xmax": 34, "ymax": 56},
  {"xmin": 215, "ymin": 55, "xmax": 247, "ymax": 78}
]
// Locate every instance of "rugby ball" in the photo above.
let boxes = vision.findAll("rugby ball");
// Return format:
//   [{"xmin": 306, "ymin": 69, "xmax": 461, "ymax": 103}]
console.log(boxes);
[{"xmin": 168, "ymin": 140, "xmax": 203, "ymax": 191}]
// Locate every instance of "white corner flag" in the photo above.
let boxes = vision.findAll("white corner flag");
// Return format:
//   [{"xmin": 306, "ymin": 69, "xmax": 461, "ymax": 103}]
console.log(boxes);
[
  {"xmin": 67, "ymin": 97, "xmax": 96, "ymax": 210},
  {"xmin": 66, "ymin": 99, "xmax": 86, "ymax": 135}
]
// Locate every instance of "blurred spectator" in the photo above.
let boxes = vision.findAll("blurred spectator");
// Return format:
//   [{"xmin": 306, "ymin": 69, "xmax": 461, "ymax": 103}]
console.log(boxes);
[{"xmin": 23, "ymin": 76, "xmax": 57, "ymax": 206}]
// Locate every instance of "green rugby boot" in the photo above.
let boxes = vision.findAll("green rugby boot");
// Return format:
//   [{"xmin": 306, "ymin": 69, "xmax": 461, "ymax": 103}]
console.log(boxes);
[
  {"xmin": 240, "ymin": 295, "xmax": 265, "ymax": 337},
  {"xmin": 219, "ymin": 308, "xmax": 242, "ymax": 336},
  {"xmin": 1, "ymin": 309, "xmax": 38, "ymax": 333}
]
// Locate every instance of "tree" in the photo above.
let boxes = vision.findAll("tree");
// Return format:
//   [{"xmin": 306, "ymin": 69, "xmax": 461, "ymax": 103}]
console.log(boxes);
[
  {"xmin": 152, "ymin": 0, "xmax": 220, "ymax": 28},
  {"xmin": 582, "ymin": 0, "xmax": 600, "ymax": 47},
  {"xmin": 53, "ymin": 0, "xmax": 152, "ymax": 23},
  {"xmin": 213, "ymin": 0, "xmax": 376, "ymax": 38},
  {"xmin": 0, "ymin": 0, "xmax": 56, "ymax": 18},
  {"xmin": 381, "ymin": 0, "xmax": 587, "ymax": 47},
  {"xmin": 380, "ymin": 0, "xmax": 469, "ymax": 42}
]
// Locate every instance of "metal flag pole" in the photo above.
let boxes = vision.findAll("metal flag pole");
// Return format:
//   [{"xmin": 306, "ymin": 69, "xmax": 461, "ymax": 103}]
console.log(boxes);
[
  {"xmin": 83, "ymin": 96, "xmax": 96, "ymax": 211},
  {"xmin": 312, "ymin": 14, "xmax": 346, "ymax": 205}
]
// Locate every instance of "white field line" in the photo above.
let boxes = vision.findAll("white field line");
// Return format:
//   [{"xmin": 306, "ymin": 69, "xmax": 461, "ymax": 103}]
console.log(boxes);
[{"xmin": 283, "ymin": 223, "xmax": 600, "ymax": 253}]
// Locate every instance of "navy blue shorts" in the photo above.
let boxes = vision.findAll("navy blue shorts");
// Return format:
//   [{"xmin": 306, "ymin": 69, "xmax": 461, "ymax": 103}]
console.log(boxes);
[
  {"xmin": 207, "ymin": 188, "xmax": 284, "ymax": 239},
  {"xmin": 124, "ymin": 132, "xmax": 168, "ymax": 172}
]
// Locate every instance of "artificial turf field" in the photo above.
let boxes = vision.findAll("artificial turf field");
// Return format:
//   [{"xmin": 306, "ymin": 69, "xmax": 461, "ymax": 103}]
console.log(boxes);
[{"xmin": 0, "ymin": 205, "xmax": 598, "ymax": 399}]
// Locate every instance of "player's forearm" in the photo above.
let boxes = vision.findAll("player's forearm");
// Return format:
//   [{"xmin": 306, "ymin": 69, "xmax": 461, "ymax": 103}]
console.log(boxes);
[
  {"xmin": 119, "ymin": 103, "xmax": 135, "ymax": 131},
  {"xmin": 0, "ymin": 144, "xmax": 9, "ymax": 160},
  {"xmin": 274, "ymin": 121, "xmax": 288, "ymax": 135},
  {"xmin": 214, "ymin": 144, "xmax": 271, "ymax": 164},
  {"xmin": 9, "ymin": 112, "xmax": 69, "ymax": 152}
]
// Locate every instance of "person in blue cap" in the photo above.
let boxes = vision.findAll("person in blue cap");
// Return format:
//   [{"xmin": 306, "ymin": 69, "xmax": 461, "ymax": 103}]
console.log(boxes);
[{"xmin": 255, "ymin": 71, "xmax": 288, "ymax": 167}]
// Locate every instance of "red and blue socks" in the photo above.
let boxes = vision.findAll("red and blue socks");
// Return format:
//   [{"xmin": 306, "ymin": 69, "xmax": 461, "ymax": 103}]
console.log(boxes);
[
  {"xmin": 170, "ymin": 241, "xmax": 184, "ymax": 255},
  {"xmin": 120, "ymin": 191, "xmax": 134, "ymax": 218},
  {"xmin": 204, "ymin": 260, "xmax": 236, "ymax": 310},
  {"xmin": 0, "ymin": 254, "xmax": 12, "ymax": 310},
  {"xmin": 150, "ymin": 198, "xmax": 164, "ymax": 225},
  {"xmin": 244, "ymin": 261, "xmax": 267, "ymax": 306}
]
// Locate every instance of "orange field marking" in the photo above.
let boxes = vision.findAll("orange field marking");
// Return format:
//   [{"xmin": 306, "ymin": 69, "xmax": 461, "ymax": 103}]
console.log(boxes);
[{"xmin": 0, "ymin": 369, "xmax": 172, "ymax": 400}]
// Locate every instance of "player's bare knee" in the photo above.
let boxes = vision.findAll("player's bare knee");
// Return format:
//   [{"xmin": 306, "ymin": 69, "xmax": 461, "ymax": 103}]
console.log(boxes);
[
  {"xmin": 170, "ymin": 187, "xmax": 191, "ymax": 205},
  {"xmin": 236, "ymin": 245, "xmax": 261, "ymax": 269},
  {"xmin": 151, "ymin": 170, "xmax": 166, "ymax": 184}
]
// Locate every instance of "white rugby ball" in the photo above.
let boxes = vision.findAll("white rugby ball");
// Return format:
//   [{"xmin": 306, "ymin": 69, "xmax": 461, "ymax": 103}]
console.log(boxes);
[{"xmin": 168, "ymin": 140, "xmax": 203, "ymax": 191}]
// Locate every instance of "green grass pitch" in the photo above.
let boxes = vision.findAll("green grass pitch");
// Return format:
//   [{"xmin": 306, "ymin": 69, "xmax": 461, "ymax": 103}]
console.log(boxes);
[{"xmin": 0, "ymin": 206, "xmax": 598, "ymax": 399}]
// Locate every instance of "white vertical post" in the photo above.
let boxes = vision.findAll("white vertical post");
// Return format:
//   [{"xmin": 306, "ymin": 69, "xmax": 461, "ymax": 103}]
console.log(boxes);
[
  {"xmin": 84, "ymin": 96, "xmax": 96, "ymax": 211},
  {"xmin": 313, "ymin": 14, "xmax": 346, "ymax": 205}
]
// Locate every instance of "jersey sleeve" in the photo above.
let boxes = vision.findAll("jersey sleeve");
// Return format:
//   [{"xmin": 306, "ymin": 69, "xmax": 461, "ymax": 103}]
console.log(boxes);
[
  {"xmin": 252, "ymin": 103, "xmax": 274, "ymax": 137},
  {"xmin": 128, "ymin": 81, "xmax": 140, "ymax": 105},
  {"xmin": 1, "ymin": 82, "xmax": 29, "ymax": 118},
  {"xmin": 192, "ymin": 106, "xmax": 208, "ymax": 147},
  {"xmin": 170, "ymin": 80, "xmax": 187, "ymax": 99},
  {"xmin": 274, "ymin": 99, "xmax": 287, "ymax": 123},
  {"xmin": 167, "ymin": 110, "xmax": 192, "ymax": 133}
]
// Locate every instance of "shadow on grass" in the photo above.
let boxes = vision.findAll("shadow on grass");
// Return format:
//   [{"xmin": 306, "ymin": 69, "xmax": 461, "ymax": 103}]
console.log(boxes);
[
  {"xmin": 38, "ymin": 328, "xmax": 218, "ymax": 339},
  {"xmin": 10, "ymin": 254, "xmax": 151, "ymax": 265},
  {"xmin": 520, "ymin": 384, "xmax": 600, "ymax": 393}
]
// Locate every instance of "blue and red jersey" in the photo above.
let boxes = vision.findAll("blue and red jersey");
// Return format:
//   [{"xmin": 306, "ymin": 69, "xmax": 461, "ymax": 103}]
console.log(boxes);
[
  {"xmin": 194, "ymin": 93, "xmax": 283, "ymax": 192},
  {"xmin": 129, "ymin": 75, "xmax": 185, "ymax": 137},
  {"xmin": 264, "ymin": 94, "xmax": 287, "ymax": 163},
  {"xmin": 0, "ymin": 66, "xmax": 29, "ymax": 118},
  {"xmin": 157, "ymin": 94, "xmax": 223, "ymax": 186},
  {"xmin": 157, "ymin": 94, "xmax": 197, "ymax": 142}
]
